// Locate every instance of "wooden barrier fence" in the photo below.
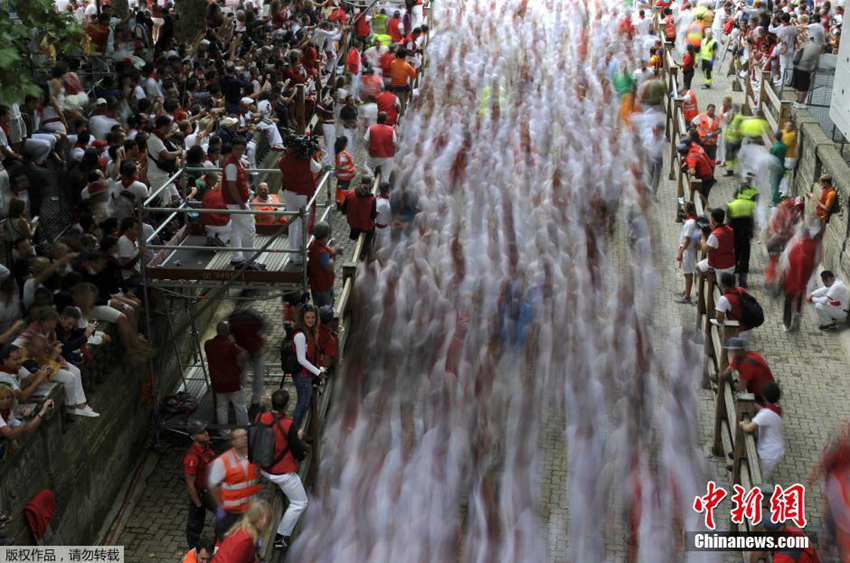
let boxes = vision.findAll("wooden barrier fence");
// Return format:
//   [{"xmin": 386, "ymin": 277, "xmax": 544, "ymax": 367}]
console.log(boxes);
[{"xmin": 653, "ymin": 17, "xmax": 765, "ymax": 554}]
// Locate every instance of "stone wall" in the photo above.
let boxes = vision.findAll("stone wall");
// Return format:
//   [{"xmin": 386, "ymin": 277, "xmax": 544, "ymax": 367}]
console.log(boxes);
[
  {"xmin": 0, "ymin": 299, "xmax": 220, "ymax": 544},
  {"xmin": 791, "ymin": 110, "xmax": 850, "ymax": 277}
]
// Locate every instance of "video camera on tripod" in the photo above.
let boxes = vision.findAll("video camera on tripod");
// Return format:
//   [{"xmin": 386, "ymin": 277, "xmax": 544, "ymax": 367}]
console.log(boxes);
[{"xmin": 284, "ymin": 134, "xmax": 320, "ymax": 159}]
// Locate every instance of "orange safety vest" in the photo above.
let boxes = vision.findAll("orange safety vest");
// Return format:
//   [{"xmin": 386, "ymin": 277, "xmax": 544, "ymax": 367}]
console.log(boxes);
[
  {"xmin": 251, "ymin": 194, "xmax": 287, "ymax": 225},
  {"xmin": 182, "ymin": 549, "xmax": 199, "ymax": 563},
  {"xmin": 219, "ymin": 449, "xmax": 260, "ymax": 514},
  {"xmin": 335, "ymin": 150, "xmax": 356, "ymax": 182},
  {"xmin": 682, "ymin": 90, "xmax": 698, "ymax": 123},
  {"xmin": 696, "ymin": 113, "xmax": 721, "ymax": 145}
]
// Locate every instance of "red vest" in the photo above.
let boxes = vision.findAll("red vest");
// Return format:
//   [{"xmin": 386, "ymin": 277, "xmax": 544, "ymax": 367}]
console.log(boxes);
[
  {"xmin": 307, "ymin": 240, "xmax": 335, "ymax": 293},
  {"xmin": 722, "ymin": 288, "xmax": 746, "ymax": 322},
  {"xmin": 200, "ymin": 189, "xmax": 230, "ymax": 227},
  {"xmin": 293, "ymin": 330, "xmax": 322, "ymax": 377},
  {"xmin": 222, "ymin": 154, "xmax": 249, "ymax": 205},
  {"xmin": 708, "ymin": 225, "xmax": 735, "ymax": 270},
  {"xmin": 354, "ymin": 14, "xmax": 370, "ymax": 37},
  {"xmin": 278, "ymin": 154, "xmax": 316, "ymax": 197},
  {"xmin": 257, "ymin": 412, "xmax": 298, "ymax": 475},
  {"xmin": 346, "ymin": 191, "xmax": 376, "ymax": 232},
  {"xmin": 368, "ymin": 124, "xmax": 395, "ymax": 158},
  {"xmin": 376, "ymin": 91, "xmax": 400, "ymax": 126},
  {"xmin": 204, "ymin": 336, "xmax": 243, "ymax": 393}
]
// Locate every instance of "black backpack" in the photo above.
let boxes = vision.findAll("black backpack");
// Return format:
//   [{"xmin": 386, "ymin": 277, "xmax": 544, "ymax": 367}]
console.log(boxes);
[
  {"xmin": 248, "ymin": 414, "xmax": 290, "ymax": 469},
  {"xmin": 728, "ymin": 289, "xmax": 764, "ymax": 329},
  {"xmin": 280, "ymin": 338, "xmax": 298, "ymax": 378},
  {"xmin": 828, "ymin": 190, "xmax": 841, "ymax": 222}
]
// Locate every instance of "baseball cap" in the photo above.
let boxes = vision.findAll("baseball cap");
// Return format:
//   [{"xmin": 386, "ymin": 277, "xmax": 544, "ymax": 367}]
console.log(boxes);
[
  {"xmin": 724, "ymin": 337, "xmax": 746, "ymax": 350},
  {"xmin": 96, "ymin": 98, "xmax": 108, "ymax": 105},
  {"xmin": 187, "ymin": 420, "xmax": 207, "ymax": 435}
]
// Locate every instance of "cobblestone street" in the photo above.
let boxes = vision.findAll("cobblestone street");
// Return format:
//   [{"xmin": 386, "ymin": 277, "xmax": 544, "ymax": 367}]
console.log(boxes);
[{"xmin": 112, "ymin": 50, "xmax": 850, "ymax": 563}]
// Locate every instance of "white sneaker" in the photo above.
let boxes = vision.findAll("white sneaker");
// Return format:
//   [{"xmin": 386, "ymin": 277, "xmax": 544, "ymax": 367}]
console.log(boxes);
[{"xmin": 71, "ymin": 406, "xmax": 100, "ymax": 418}]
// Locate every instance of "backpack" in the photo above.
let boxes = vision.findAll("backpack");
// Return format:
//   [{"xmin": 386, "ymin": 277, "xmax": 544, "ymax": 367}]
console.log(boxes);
[
  {"xmin": 248, "ymin": 414, "xmax": 290, "ymax": 469},
  {"xmin": 827, "ymin": 189, "xmax": 841, "ymax": 222},
  {"xmin": 280, "ymin": 337, "xmax": 299, "ymax": 379},
  {"xmin": 728, "ymin": 289, "xmax": 764, "ymax": 329},
  {"xmin": 161, "ymin": 392, "xmax": 198, "ymax": 415}
]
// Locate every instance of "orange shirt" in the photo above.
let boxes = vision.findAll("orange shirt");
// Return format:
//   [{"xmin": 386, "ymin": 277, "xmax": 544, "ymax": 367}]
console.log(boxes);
[
  {"xmin": 817, "ymin": 188, "xmax": 836, "ymax": 221},
  {"xmin": 389, "ymin": 58, "xmax": 416, "ymax": 87}
]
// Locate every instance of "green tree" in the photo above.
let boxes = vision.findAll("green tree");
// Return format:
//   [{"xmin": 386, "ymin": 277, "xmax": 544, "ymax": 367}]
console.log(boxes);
[{"xmin": 0, "ymin": 0, "xmax": 84, "ymax": 103}]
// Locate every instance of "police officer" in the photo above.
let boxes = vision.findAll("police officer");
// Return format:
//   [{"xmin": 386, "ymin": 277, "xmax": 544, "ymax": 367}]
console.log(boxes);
[
  {"xmin": 183, "ymin": 420, "xmax": 216, "ymax": 549},
  {"xmin": 727, "ymin": 181, "xmax": 758, "ymax": 288}
]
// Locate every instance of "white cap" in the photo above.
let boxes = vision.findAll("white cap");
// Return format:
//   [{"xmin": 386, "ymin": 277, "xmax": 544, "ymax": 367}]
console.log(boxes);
[
  {"xmin": 199, "ymin": 39, "xmax": 211, "ymax": 47},
  {"xmin": 96, "ymin": 98, "xmax": 108, "ymax": 105},
  {"xmin": 240, "ymin": 97, "xmax": 254, "ymax": 105}
]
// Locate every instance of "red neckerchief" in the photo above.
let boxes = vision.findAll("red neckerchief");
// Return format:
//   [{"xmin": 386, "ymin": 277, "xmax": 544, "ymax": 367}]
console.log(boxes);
[
  {"xmin": 153, "ymin": 129, "xmax": 168, "ymax": 141},
  {"xmin": 763, "ymin": 403, "xmax": 783, "ymax": 417},
  {"xmin": 121, "ymin": 176, "xmax": 138, "ymax": 188},
  {"xmin": 0, "ymin": 365, "xmax": 17, "ymax": 375},
  {"xmin": 0, "ymin": 122, "xmax": 10, "ymax": 137},
  {"xmin": 378, "ymin": 194, "xmax": 389, "ymax": 200},
  {"xmin": 123, "ymin": 231, "xmax": 138, "ymax": 243}
]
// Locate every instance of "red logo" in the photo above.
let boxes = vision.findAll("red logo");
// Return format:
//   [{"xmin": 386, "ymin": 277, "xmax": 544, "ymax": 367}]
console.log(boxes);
[
  {"xmin": 730, "ymin": 484, "xmax": 763, "ymax": 526},
  {"xmin": 693, "ymin": 481, "xmax": 728, "ymax": 530},
  {"xmin": 770, "ymin": 484, "xmax": 807, "ymax": 528}
]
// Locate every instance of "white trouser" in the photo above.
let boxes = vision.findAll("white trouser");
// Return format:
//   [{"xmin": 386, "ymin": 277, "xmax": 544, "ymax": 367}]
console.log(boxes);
[
  {"xmin": 365, "ymin": 156, "xmax": 395, "ymax": 185},
  {"xmin": 696, "ymin": 260, "xmax": 736, "ymax": 285},
  {"xmin": 261, "ymin": 471, "xmax": 308, "ymax": 536},
  {"xmin": 205, "ymin": 223, "xmax": 232, "ymax": 243},
  {"xmin": 53, "ymin": 364, "xmax": 86, "ymax": 407},
  {"xmin": 215, "ymin": 390, "xmax": 249, "ymax": 426},
  {"xmin": 411, "ymin": 4, "xmax": 424, "ymax": 29},
  {"xmin": 349, "ymin": 71, "xmax": 361, "ymax": 99},
  {"xmin": 282, "ymin": 191, "xmax": 308, "ymax": 263},
  {"xmin": 779, "ymin": 51, "xmax": 793, "ymax": 84},
  {"xmin": 375, "ymin": 226, "xmax": 390, "ymax": 249},
  {"xmin": 241, "ymin": 353, "xmax": 266, "ymax": 404},
  {"xmin": 321, "ymin": 124, "xmax": 336, "ymax": 166},
  {"xmin": 24, "ymin": 135, "xmax": 56, "ymax": 165},
  {"xmin": 815, "ymin": 301, "xmax": 847, "ymax": 325},
  {"xmin": 226, "ymin": 204, "xmax": 256, "ymax": 263},
  {"xmin": 0, "ymin": 168, "xmax": 10, "ymax": 217}
]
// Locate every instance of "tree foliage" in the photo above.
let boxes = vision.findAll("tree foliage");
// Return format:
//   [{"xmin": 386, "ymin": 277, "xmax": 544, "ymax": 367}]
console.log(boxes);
[{"xmin": 0, "ymin": 0, "xmax": 85, "ymax": 103}]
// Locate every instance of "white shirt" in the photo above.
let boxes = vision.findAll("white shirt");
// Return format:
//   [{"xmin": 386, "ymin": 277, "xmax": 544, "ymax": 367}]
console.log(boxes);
[
  {"xmin": 752, "ymin": 407, "xmax": 785, "ymax": 469},
  {"xmin": 680, "ymin": 218, "xmax": 698, "ymax": 250},
  {"xmin": 294, "ymin": 332, "xmax": 322, "ymax": 375},
  {"xmin": 112, "ymin": 179, "xmax": 149, "ymax": 207},
  {"xmin": 634, "ymin": 16, "xmax": 652, "ymax": 36},
  {"xmin": 146, "ymin": 134, "xmax": 169, "ymax": 176},
  {"xmin": 812, "ymin": 279, "xmax": 850, "ymax": 310},
  {"xmin": 360, "ymin": 103, "xmax": 378, "ymax": 128},
  {"xmin": 715, "ymin": 295, "xmax": 732, "ymax": 314},
  {"xmin": 118, "ymin": 234, "xmax": 140, "ymax": 279},
  {"xmin": 706, "ymin": 233, "xmax": 719, "ymax": 249},
  {"xmin": 375, "ymin": 196, "xmax": 391, "ymax": 229},
  {"xmin": 208, "ymin": 449, "xmax": 252, "ymax": 489},
  {"xmin": 89, "ymin": 114, "xmax": 120, "ymax": 141}
]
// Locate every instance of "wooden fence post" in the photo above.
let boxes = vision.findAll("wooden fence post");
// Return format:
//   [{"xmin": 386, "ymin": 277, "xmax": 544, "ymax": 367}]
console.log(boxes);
[
  {"xmin": 732, "ymin": 395, "xmax": 757, "ymax": 484},
  {"xmin": 669, "ymin": 99, "xmax": 683, "ymax": 180},
  {"xmin": 758, "ymin": 70, "xmax": 771, "ymax": 115},
  {"xmin": 712, "ymin": 365, "xmax": 727, "ymax": 457}
]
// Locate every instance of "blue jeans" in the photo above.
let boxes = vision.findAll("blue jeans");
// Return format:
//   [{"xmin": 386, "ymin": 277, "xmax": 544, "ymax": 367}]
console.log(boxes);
[{"xmin": 292, "ymin": 374, "xmax": 314, "ymax": 430}]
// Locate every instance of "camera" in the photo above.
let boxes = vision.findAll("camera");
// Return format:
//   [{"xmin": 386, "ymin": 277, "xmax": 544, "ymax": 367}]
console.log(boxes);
[
  {"xmin": 696, "ymin": 216, "xmax": 711, "ymax": 236},
  {"xmin": 284, "ymin": 134, "xmax": 320, "ymax": 159}
]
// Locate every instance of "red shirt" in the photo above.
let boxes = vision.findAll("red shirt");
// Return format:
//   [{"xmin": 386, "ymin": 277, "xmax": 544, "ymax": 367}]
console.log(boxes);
[
  {"xmin": 686, "ymin": 144, "xmax": 714, "ymax": 177},
  {"xmin": 329, "ymin": 8, "xmax": 348, "ymax": 25},
  {"xmin": 228, "ymin": 317, "xmax": 265, "ymax": 354},
  {"xmin": 730, "ymin": 352, "xmax": 774, "ymax": 400},
  {"xmin": 347, "ymin": 48, "xmax": 361, "ymax": 75},
  {"xmin": 256, "ymin": 412, "xmax": 298, "ymax": 475},
  {"xmin": 682, "ymin": 52, "xmax": 695, "ymax": 71},
  {"xmin": 183, "ymin": 442, "xmax": 216, "ymax": 490},
  {"xmin": 204, "ymin": 335, "xmax": 243, "ymax": 393},
  {"xmin": 387, "ymin": 17, "xmax": 403, "ymax": 42},
  {"xmin": 211, "ymin": 528, "xmax": 256, "ymax": 563}
]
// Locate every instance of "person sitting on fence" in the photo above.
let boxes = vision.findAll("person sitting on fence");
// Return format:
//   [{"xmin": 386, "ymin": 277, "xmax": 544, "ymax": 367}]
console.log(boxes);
[
  {"xmin": 0, "ymin": 383, "xmax": 54, "ymax": 452},
  {"xmin": 22, "ymin": 333, "xmax": 98, "ymax": 418},
  {"xmin": 681, "ymin": 138, "xmax": 715, "ymax": 206},
  {"xmin": 720, "ymin": 336, "xmax": 775, "ymax": 404},
  {"xmin": 739, "ymin": 381, "xmax": 785, "ymax": 480},
  {"xmin": 807, "ymin": 270, "xmax": 849, "ymax": 331},
  {"xmin": 200, "ymin": 170, "xmax": 231, "ymax": 248},
  {"xmin": 692, "ymin": 103, "xmax": 721, "ymax": 161},
  {"xmin": 676, "ymin": 201, "xmax": 700, "ymax": 305},
  {"xmin": 714, "ymin": 273, "xmax": 762, "ymax": 336},
  {"xmin": 696, "ymin": 208, "xmax": 735, "ymax": 283}
]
